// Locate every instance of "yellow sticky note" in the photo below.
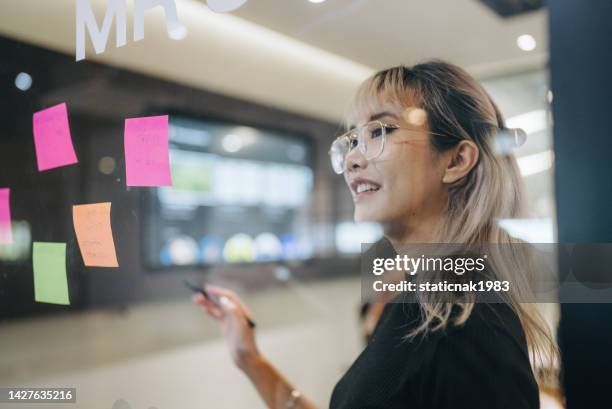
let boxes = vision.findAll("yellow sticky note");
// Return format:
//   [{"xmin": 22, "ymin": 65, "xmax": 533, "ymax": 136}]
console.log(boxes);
[{"xmin": 73, "ymin": 202, "xmax": 119, "ymax": 267}]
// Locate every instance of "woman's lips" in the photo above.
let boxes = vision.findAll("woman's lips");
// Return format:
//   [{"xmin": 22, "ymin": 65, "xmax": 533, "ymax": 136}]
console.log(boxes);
[{"xmin": 350, "ymin": 177, "xmax": 382, "ymax": 201}]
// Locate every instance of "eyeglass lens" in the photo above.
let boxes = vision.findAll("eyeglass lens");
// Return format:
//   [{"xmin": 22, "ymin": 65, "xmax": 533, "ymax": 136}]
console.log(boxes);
[{"xmin": 329, "ymin": 122, "xmax": 386, "ymax": 174}]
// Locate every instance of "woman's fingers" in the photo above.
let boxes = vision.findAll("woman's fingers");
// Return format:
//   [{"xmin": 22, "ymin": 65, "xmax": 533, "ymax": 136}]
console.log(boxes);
[
  {"xmin": 192, "ymin": 293, "xmax": 223, "ymax": 319},
  {"xmin": 191, "ymin": 292, "xmax": 208, "ymax": 306},
  {"xmin": 191, "ymin": 285, "xmax": 255, "ymax": 328},
  {"xmin": 204, "ymin": 285, "xmax": 238, "ymax": 301},
  {"xmin": 191, "ymin": 286, "xmax": 259, "ymax": 370},
  {"xmin": 205, "ymin": 305, "xmax": 224, "ymax": 320},
  {"xmin": 206, "ymin": 285, "xmax": 254, "ymax": 319}
]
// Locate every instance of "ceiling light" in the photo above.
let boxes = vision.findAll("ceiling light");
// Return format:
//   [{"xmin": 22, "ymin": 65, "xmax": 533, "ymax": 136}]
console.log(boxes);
[
  {"xmin": 498, "ymin": 218, "xmax": 554, "ymax": 243},
  {"xmin": 15, "ymin": 72, "xmax": 32, "ymax": 91},
  {"xmin": 506, "ymin": 110, "xmax": 547, "ymax": 135},
  {"xmin": 222, "ymin": 133, "xmax": 243, "ymax": 152},
  {"xmin": 98, "ymin": 156, "xmax": 116, "ymax": 175},
  {"xmin": 402, "ymin": 107, "xmax": 427, "ymax": 126},
  {"xmin": 516, "ymin": 34, "xmax": 536, "ymax": 51},
  {"xmin": 168, "ymin": 23, "xmax": 188, "ymax": 40},
  {"xmin": 517, "ymin": 150, "xmax": 554, "ymax": 177},
  {"xmin": 308, "ymin": 0, "xmax": 327, "ymax": 3},
  {"xmin": 207, "ymin": 0, "xmax": 249, "ymax": 12}
]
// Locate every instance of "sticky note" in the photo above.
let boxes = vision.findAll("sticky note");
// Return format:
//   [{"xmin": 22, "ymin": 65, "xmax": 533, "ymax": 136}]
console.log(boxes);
[
  {"xmin": 124, "ymin": 115, "xmax": 172, "ymax": 186},
  {"xmin": 73, "ymin": 202, "xmax": 119, "ymax": 267},
  {"xmin": 32, "ymin": 103, "xmax": 78, "ymax": 171},
  {"xmin": 33, "ymin": 242, "xmax": 70, "ymax": 305},
  {"xmin": 0, "ymin": 188, "xmax": 12, "ymax": 244}
]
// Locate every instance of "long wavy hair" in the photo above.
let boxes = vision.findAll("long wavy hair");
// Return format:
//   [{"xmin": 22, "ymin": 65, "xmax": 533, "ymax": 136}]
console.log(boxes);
[{"xmin": 346, "ymin": 60, "xmax": 559, "ymax": 387}]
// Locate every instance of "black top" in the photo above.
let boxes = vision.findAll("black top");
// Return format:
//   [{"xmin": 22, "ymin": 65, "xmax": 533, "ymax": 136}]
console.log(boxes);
[{"xmin": 329, "ymin": 300, "xmax": 539, "ymax": 409}]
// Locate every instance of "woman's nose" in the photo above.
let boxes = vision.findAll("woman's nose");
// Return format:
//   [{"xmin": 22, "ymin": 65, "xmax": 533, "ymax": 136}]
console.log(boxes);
[{"xmin": 345, "ymin": 146, "xmax": 368, "ymax": 172}]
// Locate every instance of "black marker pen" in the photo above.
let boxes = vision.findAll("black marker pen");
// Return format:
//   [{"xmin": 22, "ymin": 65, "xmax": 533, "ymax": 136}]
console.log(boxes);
[{"xmin": 184, "ymin": 280, "xmax": 256, "ymax": 329}]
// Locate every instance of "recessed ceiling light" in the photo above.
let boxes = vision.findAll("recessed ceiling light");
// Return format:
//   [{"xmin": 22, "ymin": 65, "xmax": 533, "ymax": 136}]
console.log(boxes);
[
  {"xmin": 516, "ymin": 34, "xmax": 536, "ymax": 51},
  {"xmin": 517, "ymin": 150, "xmax": 554, "ymax": 177},
  {"xmin": 222, "ymin": 133, "xmax": 243, "ymax": 153},
  {"xmin": 98, "ymin": 156, "xmax": 116, "ymax": 175},
  {"xmin": 308, "ymin": 0, "xmax": 327, "ymax": 3},
  {"xmin": 207, "ymin": 0, "xmax": 249, "ymax": 13},
  {"xmin": 168, "ymin": 23, "xmax": 188, "ymax": 40},
  {"xmin": 15, "ymin": 72, "xmax": 32, "ymax": 91},
  {"xmin": 506, "ymin": 109, "xmax": 547, "ymax": 135}
]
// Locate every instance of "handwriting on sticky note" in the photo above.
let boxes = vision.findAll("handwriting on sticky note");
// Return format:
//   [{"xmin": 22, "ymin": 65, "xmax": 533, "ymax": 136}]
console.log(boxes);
[
  {"xmin": 124, "ymin": 115, "xmax": 172, "ymax": 186},
  {"xmin": 73, "ymin": 202, "xmax": 119, "ymax": 267},
  {"xmin": 0, "ymin": 188, "xmax": 12, "ymax": 244},
  {"xmin": 32, "ymin": 103, "xmax": 78, "ymax": 171},
  {"xmin": 33, "ymin": 242, "xmax": 70, "ymax": 305}
]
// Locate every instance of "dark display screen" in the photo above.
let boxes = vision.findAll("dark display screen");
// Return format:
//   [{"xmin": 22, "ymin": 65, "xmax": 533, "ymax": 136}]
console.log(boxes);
[{"xmin": 143, "ymin": 116, "xmax": 314, "ymax": 268}]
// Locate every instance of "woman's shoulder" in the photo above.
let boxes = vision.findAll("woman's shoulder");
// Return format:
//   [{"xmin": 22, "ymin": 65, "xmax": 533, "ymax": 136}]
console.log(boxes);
[
  {"xmin": 332, "ymin": 301, "xmax": 538, "ymax": 408},
  {"xmin": 375, "ymin": 300, "xmax": 535, "ymax": 380},
  {"xmin": 444, "ymin": 302, "xmax": 530, "ymax": 356},
  {"xmin": 419, "ymin": 303, "xmax": 539, "ymax": 408},
  {"xmin": 378, "ymin": 300, "xmax": 530, "ymax": 357}
]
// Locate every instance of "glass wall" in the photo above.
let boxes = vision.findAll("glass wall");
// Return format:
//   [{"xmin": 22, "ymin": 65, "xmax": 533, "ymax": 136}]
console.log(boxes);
[{"xmin": 0, "ymin": 1, "xmax": 564, "ymax": 409}]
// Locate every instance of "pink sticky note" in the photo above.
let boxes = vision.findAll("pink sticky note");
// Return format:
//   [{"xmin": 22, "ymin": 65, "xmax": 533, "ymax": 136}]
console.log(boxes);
[
  {"xmin": 124, "ymin": 115, "xmax": 172, "ymax": 186},
  {"xmin": 0, "ymin": 188, "xmax": 12, "ymax": 244},
  {"xmin": 32, "ymin": 103, "xmax": 78, "ymax": 171}
]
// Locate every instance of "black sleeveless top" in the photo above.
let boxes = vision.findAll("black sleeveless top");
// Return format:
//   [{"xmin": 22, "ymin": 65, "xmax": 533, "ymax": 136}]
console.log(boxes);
[{"xmin": 329, "ymin": 300, "xmax": 539, "ymax": 409}]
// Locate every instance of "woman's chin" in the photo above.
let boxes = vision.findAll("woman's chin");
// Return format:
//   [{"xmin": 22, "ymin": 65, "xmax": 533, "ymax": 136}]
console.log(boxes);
[{"xmin": 354, "ymin": 208, "xmax": 384, "ymax": 223}]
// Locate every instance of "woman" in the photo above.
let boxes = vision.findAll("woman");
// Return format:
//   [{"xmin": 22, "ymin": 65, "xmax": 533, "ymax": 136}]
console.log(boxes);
[{"xmin": 192, "ymin": 60, "xmax": 559, "ymax": 408}]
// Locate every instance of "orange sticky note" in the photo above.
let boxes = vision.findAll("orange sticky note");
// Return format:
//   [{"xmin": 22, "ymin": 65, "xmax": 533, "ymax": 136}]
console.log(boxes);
[{"xmin": 72, "ymin": 202, "xmax": 119, "ymax": 267}]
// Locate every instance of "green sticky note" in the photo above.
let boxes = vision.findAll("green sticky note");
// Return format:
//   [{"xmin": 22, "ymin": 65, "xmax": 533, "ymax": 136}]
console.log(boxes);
[{"xmin": 33, "ymin": 242, "xmax": 70, "ymax": 305}]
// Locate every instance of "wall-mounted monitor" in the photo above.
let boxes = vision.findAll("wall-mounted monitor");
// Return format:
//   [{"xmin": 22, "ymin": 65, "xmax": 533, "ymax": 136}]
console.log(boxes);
[{"xmin": 143, "ymin": 116, "xmax": 314, "ymax": 269}]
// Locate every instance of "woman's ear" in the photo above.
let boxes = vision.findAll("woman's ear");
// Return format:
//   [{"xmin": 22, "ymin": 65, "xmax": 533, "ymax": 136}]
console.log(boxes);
[{"xmin": 442, "ymin": 140, "xmax": 479, "ymax": 184}]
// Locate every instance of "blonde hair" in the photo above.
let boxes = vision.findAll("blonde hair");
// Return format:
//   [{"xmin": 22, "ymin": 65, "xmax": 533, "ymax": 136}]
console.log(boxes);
[{"xmin": 347, "ymin": 60, "xmax": 559, "ymax": 387}]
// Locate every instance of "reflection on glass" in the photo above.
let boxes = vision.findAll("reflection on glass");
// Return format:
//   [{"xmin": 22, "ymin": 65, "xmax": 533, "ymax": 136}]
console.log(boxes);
[
  {"xmin": 335, "ymin": 222, "xmax": 383, "ymax": 254},
  {"xmin": 0, "ymin": 221, "xmax": 31, "ymax": 261},
  {"xmin": 223, "ymin": 233, "xmax": 256, "ymax": 262}
]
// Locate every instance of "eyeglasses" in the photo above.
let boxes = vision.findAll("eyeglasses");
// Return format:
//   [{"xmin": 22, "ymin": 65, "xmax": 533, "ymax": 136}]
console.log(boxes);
[
  {"xmin": 328, "ymin": 120, "xmax": 428, "ymax": 174},
  {"xmin": 328, "ymin": 120, "xmax": 528, "ymax": 174}
]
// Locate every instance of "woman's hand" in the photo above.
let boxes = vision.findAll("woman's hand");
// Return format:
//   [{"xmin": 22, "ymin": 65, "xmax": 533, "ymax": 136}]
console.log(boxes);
[
  {"xmin": 192, "ymin": 285, "xmax": 261, "ymax": 372},
  {"xmin": 193, "ymin": 285, "xmax": 319, "ymax": 409}
]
